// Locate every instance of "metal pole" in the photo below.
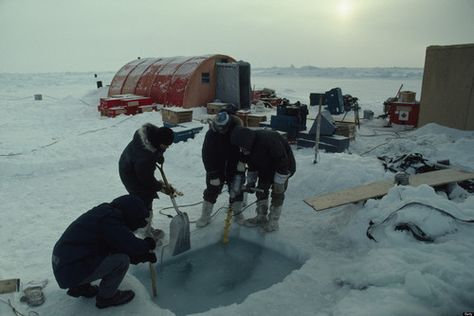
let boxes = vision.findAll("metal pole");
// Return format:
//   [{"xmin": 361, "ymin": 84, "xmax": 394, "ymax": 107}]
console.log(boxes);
[
  {"xmin": 149, "ymin": 262, "xmax": 158, "ymax": 297},
  {"xmin": 145, "ymin": 212, "xmax": 158, "ymax": 298},
  {"xmin": 313, "ymin": 95, "xmax": 323, "ymax": 164}
]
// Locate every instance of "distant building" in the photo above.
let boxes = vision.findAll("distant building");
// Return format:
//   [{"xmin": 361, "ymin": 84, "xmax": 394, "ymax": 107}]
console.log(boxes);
[{"xmin": 108, "ymin": 54, "xmax": 251, "ymax": 109}]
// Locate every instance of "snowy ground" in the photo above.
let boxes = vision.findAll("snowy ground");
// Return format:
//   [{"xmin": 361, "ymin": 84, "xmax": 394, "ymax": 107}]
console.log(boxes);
[{"xmin": 1, "ymin": 72, "xmax": 474, "ymax": 316}]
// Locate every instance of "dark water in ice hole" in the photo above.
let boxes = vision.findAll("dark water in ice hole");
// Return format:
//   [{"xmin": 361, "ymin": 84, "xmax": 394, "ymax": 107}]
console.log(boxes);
[{"xmin": 133, "ymin": 238, "xmax": 303, "ymax": 316}]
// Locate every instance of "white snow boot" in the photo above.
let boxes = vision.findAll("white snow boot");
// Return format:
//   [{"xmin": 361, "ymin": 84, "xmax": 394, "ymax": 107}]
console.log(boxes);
[
  {"xmin": 242, "ymin": 192, "xmax": 248, "ymax": 207},
  {"xmin": 231, "ymin": 201, "xmax": 245, "ymax": 225},
  {"xmin": 196, "ymin": 201, "xmax": 213, "ymax": 228},
  {"xmin": 243, "ymin": 199, "xmax": 268, "ymax": 227},
  {"xmin": 262, "ymin": 205, "xmax": 282, "ymax": 233}
]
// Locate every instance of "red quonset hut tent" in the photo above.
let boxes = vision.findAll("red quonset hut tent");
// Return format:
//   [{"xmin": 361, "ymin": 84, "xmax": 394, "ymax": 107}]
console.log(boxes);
[{"xmin": 108, "ymin": 54, "xmax": 237, "ymax": 108}]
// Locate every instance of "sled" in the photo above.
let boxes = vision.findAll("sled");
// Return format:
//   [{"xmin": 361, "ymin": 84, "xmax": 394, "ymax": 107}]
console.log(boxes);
[{"xmin": 304, "ymin": 168, "xmax": 474, "ymax": 212}]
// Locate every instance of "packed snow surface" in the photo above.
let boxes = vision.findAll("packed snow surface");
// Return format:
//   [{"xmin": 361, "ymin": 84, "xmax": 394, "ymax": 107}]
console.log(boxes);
[{"xmin": 1, "ymin": 70, "xmax": 473, "ymax": 316}]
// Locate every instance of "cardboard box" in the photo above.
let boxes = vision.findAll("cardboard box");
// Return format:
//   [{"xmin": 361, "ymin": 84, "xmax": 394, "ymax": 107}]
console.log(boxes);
[
  {"xmin": 399, "ymin": 91, "xmax": 416, "ymax": 103},
  {"xmin": 161, "ymin": 108, "xmax": 193, "ymax": 125},
  {"xmin": 334, "ymin": 121, "xmax": 356, "ymax": 139}
]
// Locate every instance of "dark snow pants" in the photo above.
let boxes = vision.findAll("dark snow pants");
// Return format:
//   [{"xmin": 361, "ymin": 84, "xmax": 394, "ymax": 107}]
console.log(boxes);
[
  {"xmin": 203, "ymin": 173, "xmax": 243, "ymax": 204},
  {"xmin": 80, "ymin": 253, "xmax": 130, "ymax": 299},
  {"xmin": 255, "ymin": 177, "xmax": 289, "ymax": 207}
]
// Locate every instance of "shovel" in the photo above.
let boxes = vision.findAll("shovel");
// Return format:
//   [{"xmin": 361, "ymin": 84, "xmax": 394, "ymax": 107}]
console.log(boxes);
[{"xmin": 156, "ymin": 163, "xmax": 191, "ymax": 256}]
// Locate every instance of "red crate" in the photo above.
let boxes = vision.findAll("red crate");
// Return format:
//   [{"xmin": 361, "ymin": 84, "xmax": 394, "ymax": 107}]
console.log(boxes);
[
  {"xmin": 125, "ymin": 105, "xmax": 140, "ymax": 115},
  {"xmin": 98, "ymin": 95, "xmax": 154, "ymax": 117},
  {"xmin": 99, "ymin": 97, "xmax": 122, "ymax": 109},
  {"xmin": 120, "ymin": 96, "xmax": 153, "ymax": 107},
  {"xmin": 139, "ymin": 104, "xmax": 158, "ymax": 113},
  {"xmin": 388, "ymin": 102, "xmax": 420, "ymax": 126},
  {"xmin": 101, "ymin": 106, "xmax": 127, "ymax": 118}
]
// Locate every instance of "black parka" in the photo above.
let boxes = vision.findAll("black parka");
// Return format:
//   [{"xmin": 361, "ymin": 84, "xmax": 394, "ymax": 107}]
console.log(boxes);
[
  {"xmin": 202, "ymin": 115, "xmax": 242, "ymax": 181},
  {"xmin": 119, "ymin": 125, "xmax": 166, "ymax": 203},
  {"xmin": 52, "ymin": 195, "xmax": 151, "ymax": 289},
  {"xmin": 231, "ymin": 128, "xmax": 296, "ymax": 181}
]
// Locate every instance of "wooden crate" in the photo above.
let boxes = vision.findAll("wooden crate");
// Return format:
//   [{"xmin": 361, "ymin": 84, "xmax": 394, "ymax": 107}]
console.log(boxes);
[
  {"xmin": 236, "ymin": 111, "xmax": 267, "ymax": 127},
  {"xmin": 236, "ymin": 110, "xmax": 250, "ymax": 125},
  {"xmin": 334, "ymin": 121, "xmax": 356, "ymax": 139},
  {"xmin": 207, "ymin": 102, "xmax": 229, "ymax": 114},
  {"xmin": 161, "ymin": 108, "xmax": 193, "ymax": 125},
  {"xmin": 0, "ymin": 279, "xmax": 20, "ymax": 294},
  {"xmin": 247, "ymin": 114, "xmax": 267, "ymax": 127}
]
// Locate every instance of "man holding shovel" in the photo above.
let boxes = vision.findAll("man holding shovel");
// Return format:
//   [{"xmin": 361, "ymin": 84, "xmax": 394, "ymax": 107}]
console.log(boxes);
[{"xmin": 119, "ymin": 123, "xmax": 175, "ymax": 240}]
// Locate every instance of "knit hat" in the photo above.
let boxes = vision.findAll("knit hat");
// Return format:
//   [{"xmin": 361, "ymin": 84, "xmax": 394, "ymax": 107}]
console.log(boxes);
[
  {"xmin": 212, "ymin": 112, "xmax": 230, "ymax": 133},
  {"xmin": 146, "ymin": 124, "xmax": 174, "ymax": 148},
  {"xmin": 111, "ymin": 195, "xmax": 149, "ymax": 231}
]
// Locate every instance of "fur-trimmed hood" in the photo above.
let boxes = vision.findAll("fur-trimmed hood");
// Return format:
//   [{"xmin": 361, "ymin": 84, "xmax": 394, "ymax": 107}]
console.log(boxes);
[
  {"xmin": 137, "ymin": 124, "xmax": 157, "ymax": 152},
  {"xmin": 136, "ymin": 123, "xmax": 173, "ymax": 153}
]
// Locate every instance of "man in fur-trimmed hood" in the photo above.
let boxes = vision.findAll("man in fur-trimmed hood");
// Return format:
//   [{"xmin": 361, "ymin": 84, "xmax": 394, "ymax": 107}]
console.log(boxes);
[{"xmin": 119, "ymin": 123, "xmax": 174, "ymax": 238}]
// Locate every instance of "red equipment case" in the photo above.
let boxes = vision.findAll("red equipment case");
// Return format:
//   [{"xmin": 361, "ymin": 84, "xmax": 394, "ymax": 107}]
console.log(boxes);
[
  {"xmin": 98, "ymin": 95, "xmax": 155, "ymax": 117},
  {"xmin": 387, "ymin": 101, "xmax": 420, "ymax": 126},
  {"xmin": 101, "ymin": 106, "xmax": 127, "ymax": 118}
]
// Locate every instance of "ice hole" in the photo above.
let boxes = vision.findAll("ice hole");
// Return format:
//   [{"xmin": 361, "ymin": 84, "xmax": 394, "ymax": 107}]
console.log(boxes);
[{"xmin": 133, "ymin": 237, "xmax": 304, "ymax": 315}]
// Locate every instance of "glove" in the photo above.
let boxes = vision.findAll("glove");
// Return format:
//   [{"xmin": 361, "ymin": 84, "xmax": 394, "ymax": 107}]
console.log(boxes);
[
  {"xmin": 156, "ymin": 156, "xmax": 164, "ymax": 165},
  {"xmin": 229, "ymin": 174, "xmax": 244, "ymax": 200},
  {"xmin": 158, "ymin": 180, "xmax": 175, "ymax": 196},
  {"xmin": 245, "ymin": 171, "xmax": 258, "ymax": 191},
  {"xmin": 273, "ymin": 172, "xmax": 289, "ymax": 194},
  {"xmin": 161, "ymin": 184, "xmax": 175, "ymax": 196},
  {"xmin": 144, "ymin": 237, "xmax": 156, "ymax": 250},
  {"xmin": 130, "ymin": 252, "xmax": 157, "ymax": 264},
  {"xmin": 146, "ymin": 252, "xmax": 157, "ymax": 263}
]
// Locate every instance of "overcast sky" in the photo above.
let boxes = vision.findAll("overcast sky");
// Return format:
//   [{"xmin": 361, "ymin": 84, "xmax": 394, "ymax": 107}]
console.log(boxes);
[{"xmin": 0, "ymin": 0, "xmax": 473, "ymax": 73}]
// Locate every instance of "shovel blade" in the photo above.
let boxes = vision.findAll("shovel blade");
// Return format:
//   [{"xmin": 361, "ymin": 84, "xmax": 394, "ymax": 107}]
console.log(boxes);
[{"xmin": 169, "ymin": 212, "xmax": 191, "ymax": 256}]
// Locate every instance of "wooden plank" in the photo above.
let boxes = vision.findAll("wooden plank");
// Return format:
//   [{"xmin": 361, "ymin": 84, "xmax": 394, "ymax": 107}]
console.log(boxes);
[
  {"xmin": 304, "ymin": 180, "xmax": 393, "ymax": 211},
  {"xmin": 304, "ymin": 169, "xmax": 474, "ymax": 212},
  {"xmin": 410, "ymin": 168, "xmax": 474, "ymax": 186},
  {"xmin": 0, "ymin": 279, "xmax": 20, "ymax": 294}
]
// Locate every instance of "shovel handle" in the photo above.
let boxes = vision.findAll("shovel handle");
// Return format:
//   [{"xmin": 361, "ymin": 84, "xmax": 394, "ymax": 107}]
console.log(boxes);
[
  {"xmin": 149, "ymin": 262, "xmax": 158, "ymax": 297},
  {"xmin": 156, "ymin": 164, "xmax": 182, "ymax": 216},
  {"xmin": 157, "ymin": 163, "xmax": 170, "ymax": 187}
]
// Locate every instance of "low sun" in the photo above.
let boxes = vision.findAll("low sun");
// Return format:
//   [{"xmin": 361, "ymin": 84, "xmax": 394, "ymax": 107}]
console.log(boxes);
[{"xmin": 337, "ymin": 0, "xmax": 353, "ymax": 20}]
